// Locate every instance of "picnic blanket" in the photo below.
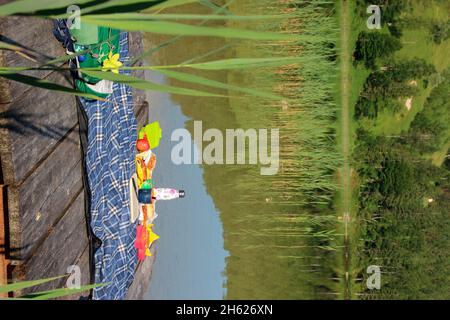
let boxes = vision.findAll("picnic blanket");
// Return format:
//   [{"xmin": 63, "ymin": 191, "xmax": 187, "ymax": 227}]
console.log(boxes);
[
  {"xmin": 54, "ymin": 22, "xmax": 139, "ymax": 299},
  {"xmin": 78, "ymin": 32, "xmax": 138, "ymax": 300}
]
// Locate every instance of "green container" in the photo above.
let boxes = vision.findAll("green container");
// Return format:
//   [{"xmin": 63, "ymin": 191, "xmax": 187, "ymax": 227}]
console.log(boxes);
[
  {"xmin": 70, "ymin": 24, "xmax": 121, "ymax": 99},
  {"xmin": 70, "ymin": 21, "xmax": 99, "ymax": 45}
]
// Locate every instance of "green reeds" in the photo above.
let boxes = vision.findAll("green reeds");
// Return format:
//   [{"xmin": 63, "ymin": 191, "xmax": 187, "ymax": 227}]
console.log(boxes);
[
  {"xmin": 0, "ymin": 275, "xmax": 107, "ymax": 300},
  {"xmin": 204, "ymin": 0, "xmax": 342, "ymax": 298}
]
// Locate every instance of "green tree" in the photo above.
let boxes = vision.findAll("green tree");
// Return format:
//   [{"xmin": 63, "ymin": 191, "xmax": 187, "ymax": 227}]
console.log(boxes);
[
  {"xmin": 354, "ymin": 32, "xmax": 402, "ymax": 69},
  {"xmin": 353, "ymin": 132, "xmax": 450, "ymax": 299},
  {"xmin": 408, "ymin": 70, "xmax": 450, "ymax": 153},
  {"xmin": 430, "ymin": 20, "xmax": 450, "ymax": 44},
  {"xmin": 386, "ymin": 58, "xmax": 436, "ymax": 82}
]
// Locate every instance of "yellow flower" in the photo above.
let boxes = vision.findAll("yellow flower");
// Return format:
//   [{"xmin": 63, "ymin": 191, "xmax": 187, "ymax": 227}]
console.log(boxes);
[{"xmin": 102, "ymin": 51, "xmax": 122, "ymax": 74}]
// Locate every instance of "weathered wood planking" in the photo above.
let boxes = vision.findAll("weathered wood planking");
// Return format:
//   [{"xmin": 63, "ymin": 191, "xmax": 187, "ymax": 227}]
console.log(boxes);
[
  {"xmin": 129, "ymin": 31, "xmax": 147, "ymax": 114},
  {"xmin": 0, "ymin": 17, "xmax": 67, "ymax": 100},
  {"xmin": 129, "ymin": 32, "xmax": 146, "ymax": 79},
  {"xmin": 131, "ymin": 31, "xmax": 149, "ymax": 128},
  {"xmin": 0, "ymin": 14, "xmax": 82, "ymax": 294},
  {"xmin": 8, "ymin": 128, "xmax": 83, "ymax": 260},
  {"xmin": 1, "ymin": 71, "xmax": 78, "ymax": 184},
  {"xmin": 126, "ymin": 32, "xmax": 154, "ymax": 300},
  {"xmin": 125, "ymin": 246, "xmax": 156, "ymax": 300},
  {"xmin": 56, "ymin": 244, "xmax": 90, "ymax": 300},
  {"xmin": 136, "ymin": 100, "xmax": 149, "ymax": 127},
  {"xmin": 0, "ymin": 15, "xmax": 81, "ymax": 261},
  {"xmin": 0, "ymin": 53, "xmax": 10, "ymax": 104},
  {"xmin": 14, "ymin": 191, "xmax": 88, "ymax": 294}
]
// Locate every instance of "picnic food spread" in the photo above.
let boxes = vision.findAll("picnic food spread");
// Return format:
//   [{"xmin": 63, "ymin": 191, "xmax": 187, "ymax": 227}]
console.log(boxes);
[{"xmin": 133, "ymin": 121, "xmax": 185, "ymax": 261}]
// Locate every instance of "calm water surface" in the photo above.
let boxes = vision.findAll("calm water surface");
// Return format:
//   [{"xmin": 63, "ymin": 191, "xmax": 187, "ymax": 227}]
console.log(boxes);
[{"xmin": 144, "ymin": 71, "xmax": 228, "ymax": 300}]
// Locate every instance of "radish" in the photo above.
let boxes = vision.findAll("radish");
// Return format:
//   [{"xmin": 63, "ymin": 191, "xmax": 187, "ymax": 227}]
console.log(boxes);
[{"xmin": 136, "ymin": 134, "xmax": 150, "ymax": 151}]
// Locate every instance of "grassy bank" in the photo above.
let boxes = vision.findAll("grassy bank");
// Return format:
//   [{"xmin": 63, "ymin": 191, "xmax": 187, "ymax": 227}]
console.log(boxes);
[{"xmin": 222, "ymin": 0, "xmax": 343, "ymax": 299}]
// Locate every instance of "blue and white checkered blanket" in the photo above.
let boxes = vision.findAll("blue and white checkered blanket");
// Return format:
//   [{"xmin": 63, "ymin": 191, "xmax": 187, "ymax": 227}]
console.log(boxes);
[{"xmin": 78, "ymin": 32, "xmax": 138, "ymax": 300}]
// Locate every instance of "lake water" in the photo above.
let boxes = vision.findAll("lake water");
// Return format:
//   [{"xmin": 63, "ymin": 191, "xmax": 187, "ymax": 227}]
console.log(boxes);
[{"xmin": 144, "ymin": 70, "xmax": 228, "ymax": 300}]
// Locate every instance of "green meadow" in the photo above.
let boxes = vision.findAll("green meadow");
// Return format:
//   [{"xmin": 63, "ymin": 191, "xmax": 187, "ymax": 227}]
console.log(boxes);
[{"xmin": 353, "ymin": 0, "xmax": 450, "ymax": 139}]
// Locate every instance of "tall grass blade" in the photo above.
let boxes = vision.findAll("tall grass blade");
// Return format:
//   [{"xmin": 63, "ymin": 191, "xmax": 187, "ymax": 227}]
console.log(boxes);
[
  {"xmin": 84, "ymin": 13, "xmax": 290, "ymax": 21},
  {"xmin": 78, "ymin": 0, "xmax": 159, "ymax": 15},
  {"xmin": 156, "ymin": 69, "xmax": 284, "ymax": 99},
  {"xmin": 149, "ymin": 0, "xmax": 199, "ymax": 11},
  {"xmin": 0, "ymin": 72, "xmax": 105, "ymax": 100},
  {"xmin": 18, "ymin": 283, "xmax": 108, "ymax": 300},
  {"xmin": 0, "ymin": 0, "xmax": 92, "ymax": 16},
  {"xmin": 81, "ymin": 70, "xmax": 223, "ymax": 97},
  {"xmin": 0, "ymin": 40, "xmax": 23, "ymax": 51},
  {"xmin": 0, "ymin": 276, "xmax": 65, "ymax": 294},
  {"xmin": 198, "ymin": 0, "xmax": 232, "ymax": 15},
  {"xmin": 52, "ymin": 0, "xmax": 161, "ymax": 18},
  {"xmin": 0, "ymin": 0, "xmax": 198, "ymax": 17},
  {"xmin": 81, "ymin": 18, "xmax": 300, "ymax": 41},
  {"xmin": 184, "ymin": 57, "xmax": 306, "ymax": 70},
  {"xmin": 42, "ymin": 49, "xmax": 90, "ymax": 66}
]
